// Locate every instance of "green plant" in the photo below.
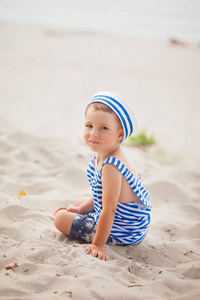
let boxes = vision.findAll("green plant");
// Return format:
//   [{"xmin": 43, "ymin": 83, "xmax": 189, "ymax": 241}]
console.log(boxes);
[{"xmin": 129, "ymin": 130, "xmax": 157, "ymax": 146}]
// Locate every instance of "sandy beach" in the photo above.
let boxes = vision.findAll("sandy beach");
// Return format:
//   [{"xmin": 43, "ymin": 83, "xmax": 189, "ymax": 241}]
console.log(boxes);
[{"xmin": 0, "ymin": 22, "xmax": 200, "ymax": 299}]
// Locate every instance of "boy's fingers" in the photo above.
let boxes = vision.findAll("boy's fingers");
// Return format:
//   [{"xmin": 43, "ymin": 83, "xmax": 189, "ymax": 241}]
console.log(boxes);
[
  {"xmin": 92, "ymin": 250, "xmax": 98, "ymax": 257},
  {"xmin": 85, "ymin": 246, "xmax": 91, "ymax": 254},
  {"xmin": 66, "ymin": 207, "xmax": 74, "ymax": 212},
  {"xmin": 84, "ymin": 246, "xmax": 109, "ymax": 261},
  {"xmin": 98, "ymin": 251, "xmax": 108, "ymax": 261},
  {"xmin": 97, "ymin": 251, "xmax": 103, "ymax": 260},
  {"xmin": 54, "ymin": 207, "xmax": 68, "ymax": 215}
]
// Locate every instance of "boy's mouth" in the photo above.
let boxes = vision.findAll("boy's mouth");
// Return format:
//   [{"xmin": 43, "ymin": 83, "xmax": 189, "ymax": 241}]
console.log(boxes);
[{"xmin": 89, "ymin": 140, "xmax": 100, "ymax": 144}]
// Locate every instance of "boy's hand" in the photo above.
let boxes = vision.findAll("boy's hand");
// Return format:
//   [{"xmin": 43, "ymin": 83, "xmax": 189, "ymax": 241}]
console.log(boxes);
[
  {"xmin": 54, "ymin": 205, "xmax": 80, "ymax": 215},
  {"xmin": 85, "ymin": 244, "xmax": 109, "ymax": 261}
]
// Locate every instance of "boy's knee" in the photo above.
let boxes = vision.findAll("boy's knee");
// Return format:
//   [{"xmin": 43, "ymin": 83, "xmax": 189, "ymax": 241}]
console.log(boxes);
[
  {"xmin": 54, "ymin": 210, "xmax": 76, "ymax": 235},
  {"xmin": 54, "ymin": 210, "xmax": 66, "ymax": 231}
]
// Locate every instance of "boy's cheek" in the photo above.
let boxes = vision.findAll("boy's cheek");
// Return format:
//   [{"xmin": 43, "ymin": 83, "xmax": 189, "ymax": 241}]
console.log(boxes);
[
  {"xmin": 83, "ymin": 132, "xmax": 89, "ymax": 144},
  {"xmin": 83, "ymin": 129, "xmax": 88, "ymax": 138}
]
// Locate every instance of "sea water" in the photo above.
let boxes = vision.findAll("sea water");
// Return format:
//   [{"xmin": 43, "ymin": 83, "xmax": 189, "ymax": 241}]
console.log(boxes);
[{"xmin": 0, "ymin": 0, "xmax": 200, "ymax": 41}]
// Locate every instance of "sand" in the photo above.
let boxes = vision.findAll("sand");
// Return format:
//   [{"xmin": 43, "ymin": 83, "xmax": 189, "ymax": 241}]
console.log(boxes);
[{"xmin": 0, "ymin": 23, "xmax": 200, "ymax": 299}]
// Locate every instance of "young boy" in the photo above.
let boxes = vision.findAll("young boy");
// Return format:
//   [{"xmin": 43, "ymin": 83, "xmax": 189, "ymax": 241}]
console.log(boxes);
[{"xmin": 54, "ymin": 91, "xmax": 152, "ymax": 261}]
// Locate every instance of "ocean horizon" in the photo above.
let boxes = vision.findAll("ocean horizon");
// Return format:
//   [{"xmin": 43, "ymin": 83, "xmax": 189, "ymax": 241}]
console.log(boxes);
[{"xmin": 0, "ymin": 0, "xmax": 200, "ymax": 41}]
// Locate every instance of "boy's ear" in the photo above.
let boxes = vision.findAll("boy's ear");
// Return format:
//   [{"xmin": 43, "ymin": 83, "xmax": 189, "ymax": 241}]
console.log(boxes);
[{"xmin": 118, "ymin": 128, "xmax": 124, "ymax": 141}]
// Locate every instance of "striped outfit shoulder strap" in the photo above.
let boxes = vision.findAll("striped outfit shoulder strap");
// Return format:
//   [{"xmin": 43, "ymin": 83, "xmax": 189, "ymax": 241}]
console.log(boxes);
[
  {"xmin": 102, "ymin": 157, "xmax": 127, "ymax": 173},
  {"xmin": 102, "ymin": 156, "xmax": 139, "ymax": 185}
]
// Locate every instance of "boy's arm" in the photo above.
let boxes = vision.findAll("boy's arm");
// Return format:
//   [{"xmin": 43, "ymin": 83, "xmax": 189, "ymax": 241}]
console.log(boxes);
[
  {"xmin": 78, "ymin": 196, "xmax": 94, "ymax": 214},
  {"xmin": 54, "ymin": 196, "xmax": 94, "ymax": 215},
  {"xmin": 85, "ymin": 164, "xmax": 122, "ymax": 260}
]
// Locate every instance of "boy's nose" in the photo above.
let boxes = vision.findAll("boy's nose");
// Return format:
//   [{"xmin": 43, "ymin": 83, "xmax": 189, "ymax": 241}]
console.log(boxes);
[{"xmin": 90, "ymin": 128, "xmax": 98, "ymax": 137}]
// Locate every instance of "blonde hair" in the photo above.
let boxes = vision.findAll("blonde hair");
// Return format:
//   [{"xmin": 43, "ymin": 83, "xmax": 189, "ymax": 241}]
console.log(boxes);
[
  {"xmin": 85, "ymin": 102, "xmax": 122, "ymax": 128},
  {"xmin": 86, "ymin": 102, "xmax": 113, "ymax": 114}
]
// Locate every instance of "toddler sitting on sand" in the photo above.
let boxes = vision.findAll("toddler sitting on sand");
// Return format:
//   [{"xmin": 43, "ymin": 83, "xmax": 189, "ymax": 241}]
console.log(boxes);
[{"xmin": 54, "ymin": 91, "xmax": 152, "ymax": 261}]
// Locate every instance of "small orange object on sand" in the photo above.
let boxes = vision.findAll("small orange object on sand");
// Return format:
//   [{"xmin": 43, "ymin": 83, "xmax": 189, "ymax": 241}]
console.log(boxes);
[
  {"xmin": 19, "ymin": 190, "xmax": 27, "ymax": 196},
  {"xmin": 4, "ymin": 262, "xmax": 18, "ymax": 270}
]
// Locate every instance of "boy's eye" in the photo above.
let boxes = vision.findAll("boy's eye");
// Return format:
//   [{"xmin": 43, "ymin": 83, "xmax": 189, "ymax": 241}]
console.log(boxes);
[
  {"xmin": 101, "ymin": 126, "xmax": 108, "ymax": 130},
  {"xmin": 86, "ymin": 124, "xmax": 93, "ymax": 128}
]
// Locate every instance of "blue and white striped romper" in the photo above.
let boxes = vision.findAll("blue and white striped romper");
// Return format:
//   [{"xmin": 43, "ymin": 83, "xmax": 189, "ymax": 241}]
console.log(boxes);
[{"xmin": 88, "ymin": 156, "xmax": 152, "ymax": 245}]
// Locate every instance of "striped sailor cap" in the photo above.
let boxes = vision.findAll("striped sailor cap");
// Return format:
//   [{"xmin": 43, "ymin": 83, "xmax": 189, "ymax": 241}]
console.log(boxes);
[{"xmin": 89, "ymin": 91, "xmax": 138, "ymax": 140}]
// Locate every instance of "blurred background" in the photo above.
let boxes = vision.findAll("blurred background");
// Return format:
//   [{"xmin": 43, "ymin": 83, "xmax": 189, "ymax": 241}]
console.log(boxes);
[
  {"xmin": 1, "ymin": 0, "xmax": 200, "ymax": 40},
  {"xmin": 0, "ymin": 0, "xmax": 200, "ymax": 158}
]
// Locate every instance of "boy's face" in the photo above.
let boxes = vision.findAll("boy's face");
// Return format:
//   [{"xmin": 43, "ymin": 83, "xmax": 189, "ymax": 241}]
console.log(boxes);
[{"xmin": 84, "ymin": 106, "xmax": 124, "ymax": 156}]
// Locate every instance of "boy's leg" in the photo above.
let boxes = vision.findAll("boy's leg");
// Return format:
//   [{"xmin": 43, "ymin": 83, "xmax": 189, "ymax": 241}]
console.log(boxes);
[
  {"xmin": 54, "ymin": 210, "xmax": 76, "ymax": 236},
  {"xmin": 54, "ymin": 197, "xmax": 91, "ymax": 236}
]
